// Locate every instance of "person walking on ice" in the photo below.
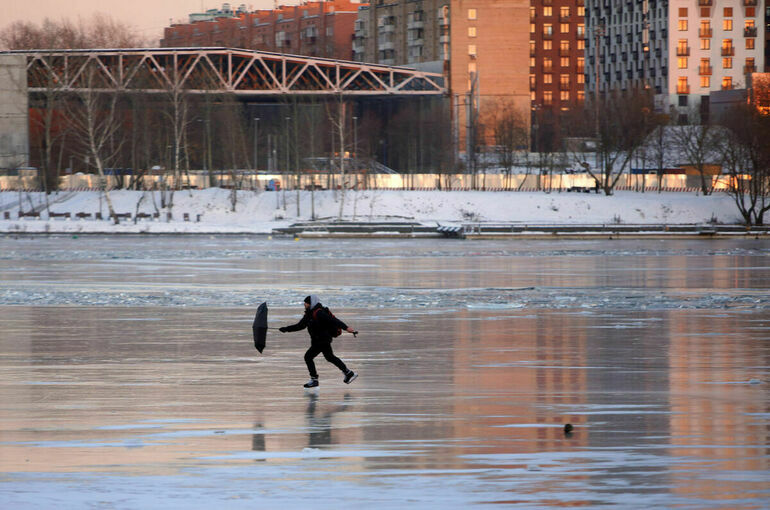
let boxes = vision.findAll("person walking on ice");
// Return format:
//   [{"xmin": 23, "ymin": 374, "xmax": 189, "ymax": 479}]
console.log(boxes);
[{"xmin": 279, "ymin": 295, "xmax": 359, "ymax": 388}]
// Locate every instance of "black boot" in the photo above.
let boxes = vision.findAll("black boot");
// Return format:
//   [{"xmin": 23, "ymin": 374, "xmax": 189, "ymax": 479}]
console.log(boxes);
[{"xmin": 303, "ymin": 377, "xmax": 319, "ymax": 388}]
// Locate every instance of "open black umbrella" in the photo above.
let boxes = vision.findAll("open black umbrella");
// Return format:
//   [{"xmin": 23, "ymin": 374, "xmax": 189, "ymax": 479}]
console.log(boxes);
[{"xmin": 252, "ymin": 302, "xmax": 270, "ymax": 353}]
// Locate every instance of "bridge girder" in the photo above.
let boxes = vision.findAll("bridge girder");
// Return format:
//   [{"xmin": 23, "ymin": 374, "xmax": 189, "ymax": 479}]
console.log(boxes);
[{"xmin": 7, "ymin": 47, "xmax": 447, "ymax": 97}]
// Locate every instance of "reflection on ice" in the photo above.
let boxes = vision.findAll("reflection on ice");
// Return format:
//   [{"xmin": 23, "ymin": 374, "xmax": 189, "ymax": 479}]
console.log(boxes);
[{"xmin": 0, "ymin": 237, "xmax": 768, "ymax": 508}]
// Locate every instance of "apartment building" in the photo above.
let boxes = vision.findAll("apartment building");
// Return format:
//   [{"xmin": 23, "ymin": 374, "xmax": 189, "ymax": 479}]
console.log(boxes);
[
  {"xmin": 161, "ymin": 1, "xmax": 363, "ymax": 61},
  {"xmin": 529, "ymin": 0, "xmax": 587, "ymax": 148},
  {"xmin": 585, "ymin": 0, "xmax": 766, "ymax": 122},
  {"xmin": 353, "ymin": 0, "xmax": 450, "ymax": 66},
  {"xmin": 354, "ymin": 1, "xmax": 530, "ymax": 153}
]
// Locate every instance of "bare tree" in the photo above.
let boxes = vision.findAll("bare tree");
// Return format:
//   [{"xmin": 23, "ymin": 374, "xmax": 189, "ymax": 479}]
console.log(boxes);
[
  {"xmin": 719, "ymin": 102, "xmax": 770, "ymax": 225},
  {"xmin": 66, "ymin": 65, "xmax": 124, "ymax": 222},
  {"xmin": 671, "ymin": 113, "xmax": 721, "ymax": 195},
  {"xmin": 573, "ymin": 88, "xmax": 655, "ymax": 195},
  {"xmin": 641, "ymin": 113, "xmax": 673, "ymax": 192},
  {"xmin": 0, "ymin": 15, "xmax": 147, "ymax": 50},
  {"xmin": 491, "ymin": 100, "xmax": 529, "ymax": 189}
]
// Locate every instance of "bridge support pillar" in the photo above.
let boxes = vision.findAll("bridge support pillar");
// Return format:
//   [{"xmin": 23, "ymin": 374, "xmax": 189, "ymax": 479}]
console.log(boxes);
[{"xmin": 0, "ymin": 54, "xmax": 29, "ymax": 169}]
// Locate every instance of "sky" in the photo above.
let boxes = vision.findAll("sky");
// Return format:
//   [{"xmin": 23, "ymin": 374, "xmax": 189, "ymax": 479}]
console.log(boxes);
[{"xmin": 2, "ymin": 0, "xmax": 287, "ymax": 44}]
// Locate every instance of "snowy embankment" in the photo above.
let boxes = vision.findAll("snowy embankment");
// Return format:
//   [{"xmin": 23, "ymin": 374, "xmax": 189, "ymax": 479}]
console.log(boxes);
[{"xmin": 0, "ymin": 188, "xmax": 741, "ymax": 234}]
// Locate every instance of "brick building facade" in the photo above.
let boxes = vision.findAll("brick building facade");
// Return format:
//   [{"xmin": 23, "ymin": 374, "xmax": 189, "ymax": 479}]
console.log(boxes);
[{"xmin": 161, "ymin": 1, "xmax": 364, "ymax": 61}]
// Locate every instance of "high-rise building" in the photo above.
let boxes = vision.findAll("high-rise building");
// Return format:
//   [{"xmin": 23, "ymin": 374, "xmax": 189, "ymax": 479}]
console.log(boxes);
[
  {"xmin": 585, "ymin": 0, "xmax": 766, "ymax": 123},
  {"xmin": 161, "ymin": 1, "xmax": 364, "ymax": 61},
  {"xmin": 354, "ymin": 0, "xmax": 530, "ymax": 157},
  {"xmin": 529, "ymin": 0, "xmax": 588, "ymax": 149}
]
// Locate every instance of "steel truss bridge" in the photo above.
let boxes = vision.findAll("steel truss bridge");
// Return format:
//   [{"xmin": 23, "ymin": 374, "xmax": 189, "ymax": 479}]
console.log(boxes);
[{"xmin": 10, "ymin": 47, "xmax": 446, "ymax": 97}]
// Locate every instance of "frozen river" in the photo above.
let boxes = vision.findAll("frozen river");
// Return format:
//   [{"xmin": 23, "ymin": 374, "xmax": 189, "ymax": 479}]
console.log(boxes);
[{"xmin": 0, "ymin": 236, "xmax": 768, "ymax": 508}]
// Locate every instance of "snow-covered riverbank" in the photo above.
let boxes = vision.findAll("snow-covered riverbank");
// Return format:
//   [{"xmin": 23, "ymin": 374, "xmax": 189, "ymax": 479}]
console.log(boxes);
[{"xmin": 0, "ymin": 188, "xmax": 741, "ymax": 234}]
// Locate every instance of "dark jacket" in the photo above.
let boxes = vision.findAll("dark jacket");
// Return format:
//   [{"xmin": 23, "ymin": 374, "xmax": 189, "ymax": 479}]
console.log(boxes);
[{"xmin": 284, "ymin": 304, "xmax": 348, "ymax": 345}]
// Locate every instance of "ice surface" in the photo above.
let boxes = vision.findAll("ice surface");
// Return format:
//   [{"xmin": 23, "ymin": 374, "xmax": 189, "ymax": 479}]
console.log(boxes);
[{"xmin": 0, "ymin": 236, "xmax": 768, "ymax": 508}]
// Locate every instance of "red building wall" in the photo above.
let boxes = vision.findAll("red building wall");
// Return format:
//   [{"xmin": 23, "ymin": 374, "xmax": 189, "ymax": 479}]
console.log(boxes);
[{"xmin": 162, "ymin": 0, "xmax": 364, "ymax": 61}]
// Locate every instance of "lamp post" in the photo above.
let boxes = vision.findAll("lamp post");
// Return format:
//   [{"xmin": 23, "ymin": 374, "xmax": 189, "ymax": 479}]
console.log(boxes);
[
  {"xmin": 253, "ymin": 117, "xmax": 260, "ymax": 190},
  {"xmin": 352, "ymin": 115, "xmax": 358, "ymax": 187}
]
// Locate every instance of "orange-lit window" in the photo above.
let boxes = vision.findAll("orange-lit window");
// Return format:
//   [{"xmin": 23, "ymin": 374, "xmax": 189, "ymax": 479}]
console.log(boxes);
[
  {"xmin": 561, "ymin": 23, "xmax": 569, "ymax": 33},
  {"xmin": 468, "ymin": 8, "xmax": 477, "ymax": 20},
  {"xmin": 678, "ymin": 20, "xmax": 688, "ymax": 31},
  {"xmin": 468, "ymin": 27, "xmax": 476, "ymax": 37},
  {"xmin": 561, "ymin": 57, "xmax": 570, "ymax": 67},
  {"xmin": 723, "ymin": 19, "xmax": 732, "ymax": 30},
  {"xmin": 722, "ymin": 76, "xmax": 732, "ymax": 89},
  {"xmin": 700, "ymin": 38, "xmax": 710, "ymax": 50},
  {"xmin": 700, "ymin": 76, "xmax": 710, "ymax": 88},
  {"xmin": 678, "ymin": 57, "xmax": 688, "ymax": 69},
  {"xmin": 543, "ymin": 6, "xmax": 552, "ymax": 16},
  {"xmin": 544, "ymin": 73, "xmax": 553, "ymax": 84},
  {"xmin": 561, "ymin": 90, "xmax": 570, "ymax": 101},
  {"xmin": 722, "ymin": 57, "xmax": 732, "ymax": 68},
  {"xmin": 544, "ymin": 90, "xmax": 553, "ymax": 105}
]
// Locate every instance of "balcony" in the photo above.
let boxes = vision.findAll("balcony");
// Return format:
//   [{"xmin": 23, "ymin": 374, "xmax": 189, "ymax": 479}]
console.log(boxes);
[
  {"xmin": 560, "ymin": 81, "xmax": 571, "ymax": 90},
  {"xmin": 439, "ymin": 35, "xmax": 450, "ymax": 44},
  {"xmin": 378, "ymin": 24, "xmax": 395, "ymax": 33},
  {"xmin": 743, "ymin": 0, "xmax": 757, "ymax": 5},
  {"xmin": 560, "ymin": 15, "xmax": 570, "ymax": 22},
  {"xmin": 699, "ymin": 28, "xmax": 712, "ymax": 37},
  {"xmin": 677, "ymin": 85, "xmax": 691, "ymax": 94},
  {"xmin": 744, "ymin": 27, "xmax": 757, "ymax": 37},
  {"xmin": 560, "ymin": 47, "xmax": 571, "ymax": 56},
  {"xmin": 744, "ymin": 64, "xmax": 757, "ymax": 74},
  {"xmin": 407, "ymin": 38, "xmax": 424, "ymax": 47},
  {"xmin": 699, "ymin": 65, "xmax": 712, "ymax": 75},
  {"xmin": 698, "ymin": 0, "xmax": 712, "ymax": 5},
  {"xmin": 407, "ymin": 20, "xmax": 424, "ymax": 29},
  {"xmin": 721, "ymin": 46, "xmax": 735, "ymax": 56},
  {"xmin": 543, "ymin": 30, "xmax": 553, "ymax": 39},
  {"xmin": 676, "ymin": 46, "xmax": 690, "ymax": 56}
]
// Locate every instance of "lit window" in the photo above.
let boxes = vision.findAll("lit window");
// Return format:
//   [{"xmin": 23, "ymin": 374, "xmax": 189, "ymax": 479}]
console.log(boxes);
[
  {"xmin": 678, "ymin": 57, "xmax": 688, "ymax": 69},
  {"xmin": 700, "ymin": 76, "xmax": 710, "ymax": 88},
  {"xmin": 561, "ymin": 57, "xmax": 570, "ymax": 67},
  {"xmin": 678, "ymin": 20, "xmax": 688, "ymax": 31},
  {"xmin": 544, "ymin": 73, "xmax": 553, "ymax": 84},
  {"xmin": 560, "ymin": 6, "xmax": 570, "ymax": 18},
  {"xmin": 543, "ymin": 40, "xmax": 552, "ymax": 50},
  {"xmin": 543, "ymin": 57, "xmax": 552, "ymax": 71},
  {"xmin": 468, "ymin": 8, "xmax": 477, "ymax": 20},
  {"xmin": 468, "ymin": 27, "xmax": 476, "ymax": 37},
  {"xmin": 560, "ymin": 75, "xmax": 570, "ymax": 86},
  {"xmin": 544, "ymin": 24, "xmax": 553, "ymax": 36},
  {"xmin": 677, "ymin": 76, "xmax": 689, "ymax": 94},
  {"xmin": 577, "ymin": 74, "xmax": 585, "ymax": 84},
  {"xmin": 722, "ymin": 57, "xmax": 732, "ymax": 68},
  {"xmin": 543, "ymin": 6, "xmax": 552, "ymax": 16},
  {"xmin": 544, "ymin": 90, "xmax": 553, "ymax": 105},
  {"xmin": 723, "ymin": 19, "xmax": 732, "ymax": 31},
  {"xmin": 561, "ymin": 23, "xmax": 569, "ymax": 33},
  {"xmin": 722, "ymin": 76, "xmax": 732, "ymax": 89},
  {"xmin": 577, "ymin": 90, "xmax": 585, "ymax": 102},
  {"xmin": 746, "ymin": 57, "xmax": 755, "ymax": 73},
  {"xmin": 577, "ymin": 39, "xmax": 585, "ymax": 50},
  {"xmin": 530, "ymin": 23, "xmax": 535, "ymax": 33},
  {"xmin": 468, "ymin": 44, "xmax": 477, "ymax": 56},
  {"xmin": 531, "ymin": 91, "xmax": 536, "ymax": 101},
  {"xmin": 700, "ymin": 38, "xmax": 710, "ymax": 50},
  {"xmin": 577, "ymin": 6, "xmax": 585, "ymax": 16},
  {"xmin": 561, "ymin": 90, "xmax": 570, "ymax": 101},
  {"xmin": 530, "ymin": 57, "xmax": 536, "ymax": 67}
]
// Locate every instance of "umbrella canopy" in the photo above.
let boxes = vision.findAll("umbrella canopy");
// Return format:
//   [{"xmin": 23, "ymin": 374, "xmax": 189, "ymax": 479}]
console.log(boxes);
[{"xmin": 252, "ymin": 302, "xmax": 268, "ymax": 353}]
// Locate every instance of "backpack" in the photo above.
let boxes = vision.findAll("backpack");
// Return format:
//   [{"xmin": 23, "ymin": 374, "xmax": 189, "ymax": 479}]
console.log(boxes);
[{"xmin": 312, "ymin": 306, "xmax": 342, "ymax": 337}]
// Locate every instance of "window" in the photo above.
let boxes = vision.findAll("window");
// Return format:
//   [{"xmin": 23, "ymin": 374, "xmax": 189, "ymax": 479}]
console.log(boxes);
[
  {"xmin": 577, "ymin": 74, "xmax": 585, "ymax": 84},
  {"xmin": 530, "ymin": 74, "xmax": 535, "ymax": 89},
  {"xmin": 468, "ymin": 8, "xmax": 477, "ymax": 20},
  {"xmin": 577, "ymin": 56, "xmax": 585, "ymax": 72},
  {"xmin": 531, "ymin": 91, "xmax": 536, "ymax": 101},
  {"xmin": 723, "ymin": 19, "xmax": 732, "ymax": 31},
  {"xmin": 560, "ymin": 6, "xmax": 570, "ymax": 18},
  {"xmin": 722, "ymin": 57, "xmax": 732, "ymax": 68},
  {"xmin": 678, "ymin": 8, "xmax": 688, "ymax": 17},
  {"xmin": 577, "ymin": 24, "xmax": 585, "ymax": 37},
  {"xmin": 746, "ymin": 7, "xmax": 755, "ymax": 17},
  {"xmin": 700, "ymin": 76, "xmax": 710, "ymax": 88},
  {"xmin": 678, "ymin": 57, "xmax": 688, "ymax": 69},
  {"xmin": 543, "ymin": 6, "xmax": 552, "ymax": 16},
  {"xmin": 544, "ymin": 73, "xmax": 553, "ymax": 84},
  {"xmin": 700, "ymin": 38, "xmax": 710, "ymax": 50},
  {"xmin": 544, "ymin": 90, "xmax": 553, "ymax": 105},
  {"xmin": 468, "ymin": 44, "xmax": 477, "ymax": 56},
  {"xmin": 677, "ymin": 76, "xmax": 689, "ymax": 94},
  {"xmin": 561, "ymin": 23, "xmax": 569, "ymax": 33},
  {"xmin": 723, "ymin": 7, "xmax": 732, "ymax": 17},
  {"xmin": 560, "ymin": 40, "xmax": 569, "ymax": 52},
  {"xmin": 746, "ymin": 57, "xmax": 755, "ymax": 73},
  {"xmin": 543, "ymin": 57, "xmax": 553, "ymax": 71},
  {"xmin": 530, "ymin": 6, "xmax": 535, "ymax": 19},
  {"xmin": 543, "ymin": 40, "xmax": 552, "ymax": 50},
  {"xmin": 530, "ymin": 40, "xmax": 535, "ymax": 54},
  {"xmin": 700, "ymin": 8, "xmax": 709, "ymax": 17},
  {"xmin": 544, "ymin": 24, "xmax": 553, "ymax": 36},
  {"xmin": 678, "ymin": 20, "xmax": 688, "ymax": 31},
  {"xmin": 468, "ymin": 27, "xmax": 476, "ymax": 37},
  {"xmin": 468, "ymin": 62, "xmax": 477, "ymax": 73},
  {"xmin": 561, "ymin": 90, "xmax": 570, "ymax": 101},
  {"xmin": 746, "ymin": 38, "xmax": 755, "ymax": 50},
  {"xmin": 560, "ymin": 74, "xmax": 570, "ymax": 87},
  {"xmin": 530, "ymin": 57, "xmax": 536, "ymax": 67},
  {"xmin": 530, "ymin": 23, "xmax": 535, "ymax": 33},
  {"xmin": 722, "ymin": 76, "xmax": 732, "ymax": 90},
  {"xmin": 577, "ymin": 90, "xmax": 585, "ymax": 102},
  {"xmin": 561, "ymin": 57, "xmax": 570, "ymax": 67},
  {"xmin": 679, "ymin": 95, "xmax": 688, "ymax": 107},
  {"xmin": 577, "ymin": 40, "xmax": 585, "ymax": 50}
]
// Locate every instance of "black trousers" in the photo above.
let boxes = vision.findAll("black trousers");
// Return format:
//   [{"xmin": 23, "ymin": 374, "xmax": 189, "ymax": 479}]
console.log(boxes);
[{"xmin": 305, "ymin": 343, "xmax": 347, "ymax": 379}]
